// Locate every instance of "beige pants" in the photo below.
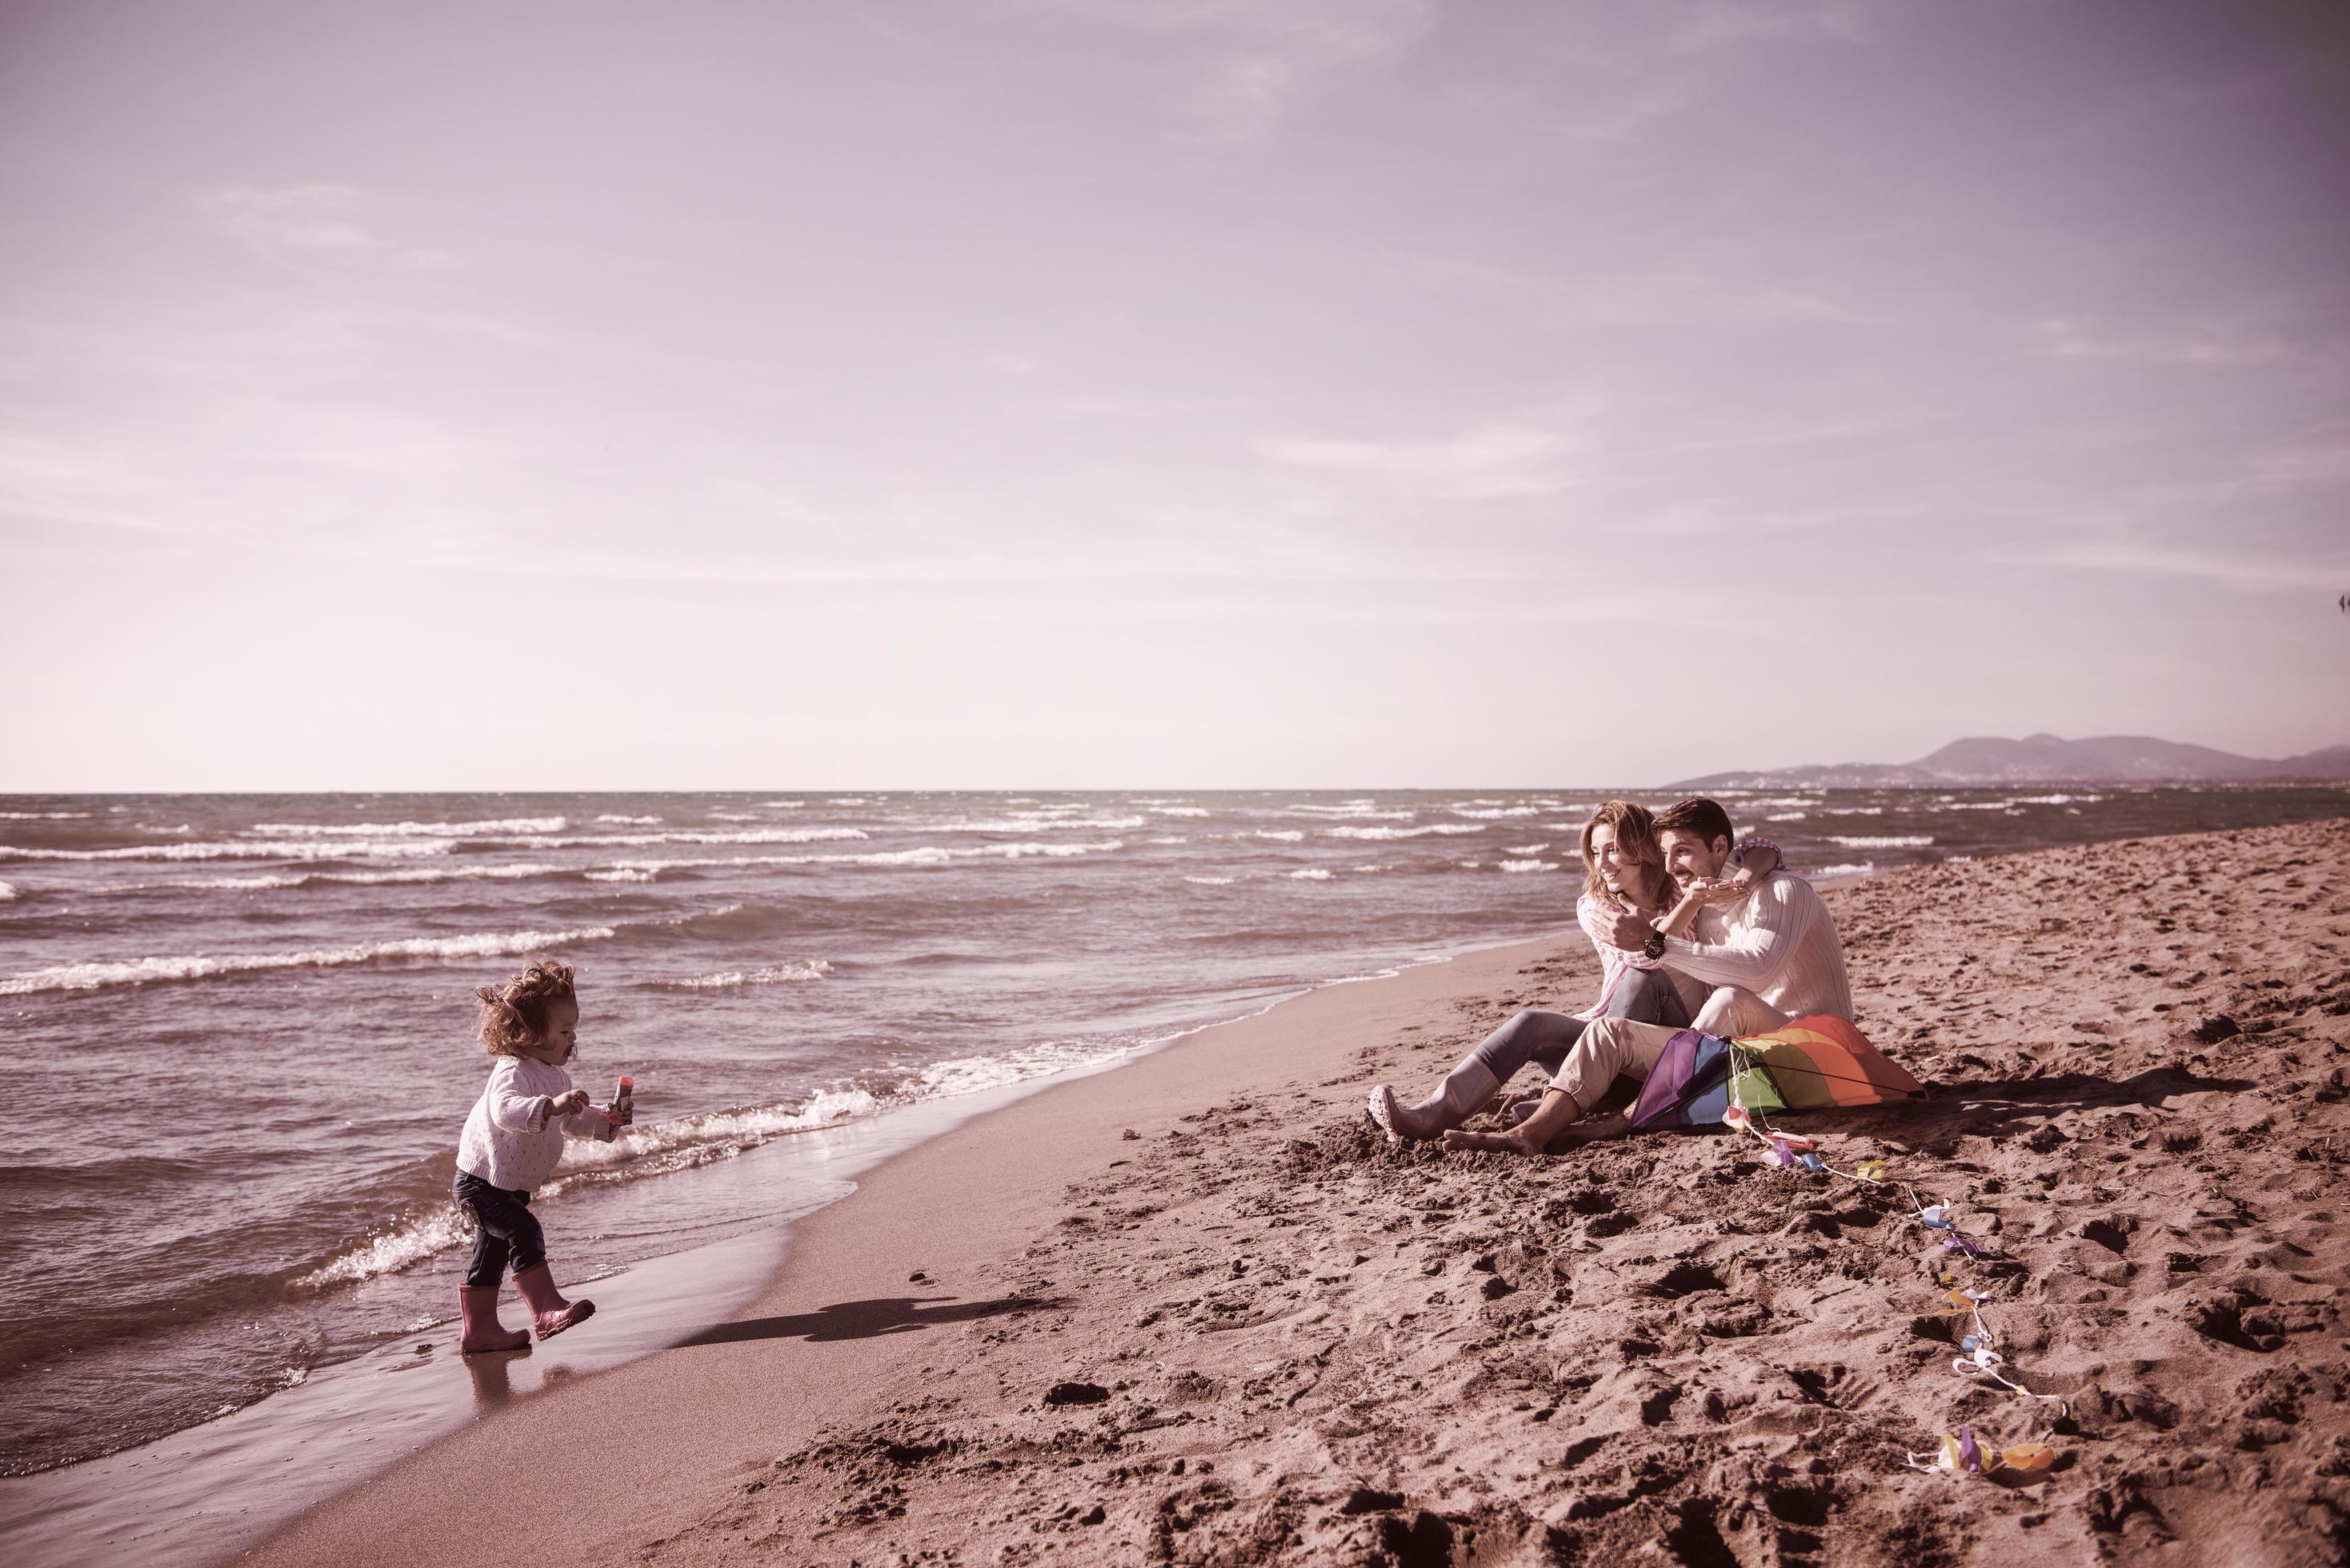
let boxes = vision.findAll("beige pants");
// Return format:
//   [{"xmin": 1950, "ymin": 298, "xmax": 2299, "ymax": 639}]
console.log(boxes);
[
  {"xmin": 1692, "ymin": 986, "xmax": 1791, "ymax": 1038},
  {"xmin": 1553, "ymin": 998, "xmax": 1796, "ymax": 1114},
  {"xmin": 1551, "ymin": 1016, "xmax": 1682, "ymax": 1113}
]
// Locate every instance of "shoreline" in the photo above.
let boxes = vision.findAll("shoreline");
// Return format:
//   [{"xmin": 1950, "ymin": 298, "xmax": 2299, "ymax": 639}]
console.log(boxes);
[{"xmin": 0, "ymin": 930, "xmax": 1559, "ymax": 1568}]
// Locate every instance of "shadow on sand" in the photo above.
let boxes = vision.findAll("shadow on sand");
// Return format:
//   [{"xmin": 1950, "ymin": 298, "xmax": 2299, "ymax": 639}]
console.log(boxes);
[
  {"xmin": 674, "ymin": 1294, "xmax": 1063, "ymax": 1347},
  {"xmin": 1922, "ymin": 1064, "xmax": 2255, "ymax": 1122}
]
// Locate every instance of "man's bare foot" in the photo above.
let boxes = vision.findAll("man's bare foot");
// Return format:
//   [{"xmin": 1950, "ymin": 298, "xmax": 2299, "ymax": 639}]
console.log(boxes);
[
  {"xmin": 1441, "ymin": 1126, "xmax": 1537, "ymax": 1156},
  {"xmin": 1443, "ymin": 1112, "xmax": 1628, "ymax": 1157}
]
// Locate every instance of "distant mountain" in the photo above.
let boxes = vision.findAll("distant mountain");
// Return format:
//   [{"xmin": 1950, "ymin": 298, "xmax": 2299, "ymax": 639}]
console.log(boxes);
[{"xmin": 1670, "ymin": 733, "xmax": 2350, "ymax": 790}]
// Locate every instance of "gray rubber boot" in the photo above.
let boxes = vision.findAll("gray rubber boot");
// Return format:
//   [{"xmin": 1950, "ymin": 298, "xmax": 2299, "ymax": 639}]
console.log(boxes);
[{"xmin": 1368, "ymin": 1058, "xmax": 1502, "ymax": 1143}]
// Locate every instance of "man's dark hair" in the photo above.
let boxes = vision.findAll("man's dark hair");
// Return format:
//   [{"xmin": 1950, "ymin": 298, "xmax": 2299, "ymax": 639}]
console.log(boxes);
[{"xmin": 1654, "ymin": 797, "xmax": 1735, "ymax": 854}]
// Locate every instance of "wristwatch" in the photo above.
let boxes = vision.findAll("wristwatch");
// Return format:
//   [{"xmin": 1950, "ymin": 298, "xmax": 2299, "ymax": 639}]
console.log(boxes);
[{"xmin": 1642, "ymin": 930, "xmax": 1667, "ymax": 961}]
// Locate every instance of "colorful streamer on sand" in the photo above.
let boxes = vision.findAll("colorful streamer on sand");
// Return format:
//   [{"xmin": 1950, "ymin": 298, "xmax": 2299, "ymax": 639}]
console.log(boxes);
[{"xmin": 1700, "ymin": 1020, "xmax": 2069, "ymax": 1477}]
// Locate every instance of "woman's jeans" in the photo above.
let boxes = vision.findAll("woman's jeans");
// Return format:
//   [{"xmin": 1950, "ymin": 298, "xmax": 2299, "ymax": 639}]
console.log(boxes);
[
  {"xmin": 1470, "ymin": 965, "xmax": 1691, "ymax": 1086},
  {"xmin": 453, "ymin": 1171, "xmax": 546, "ymax": 1288}
]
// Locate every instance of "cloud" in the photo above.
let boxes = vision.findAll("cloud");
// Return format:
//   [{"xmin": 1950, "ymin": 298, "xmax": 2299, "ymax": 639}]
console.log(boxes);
[
  {"xmin": 2020, "ymin": 537, "xmax": 2344, "ymax": 594},
  {"xmin": 2032, "ymin": 315, "xmax": 2297, "ymax": 367},
  {"xmin": 1013, "ymin": 0, "xmax": 1439, "ymax": 135},
  {"xmin": 1671, "ymin": 0, "xmax": 1869, "ymax": 52},
  {"xmin": 198, "ymin": 185, "xmax": 457, "ymax": 272},
  {"xmin": 1259, "ymin": 417, "xmax": 1586, "ymax": 499},
  {"xmin": 1419, "ymin": 254, "xmax": 1878, "ymax": 329}
]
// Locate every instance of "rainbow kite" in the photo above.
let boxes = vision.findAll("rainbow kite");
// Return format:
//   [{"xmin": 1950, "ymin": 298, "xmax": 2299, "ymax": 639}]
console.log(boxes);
[{"xmin": 1626, "ymin": 1014, "xmax": 1926, "ymax": 1133}]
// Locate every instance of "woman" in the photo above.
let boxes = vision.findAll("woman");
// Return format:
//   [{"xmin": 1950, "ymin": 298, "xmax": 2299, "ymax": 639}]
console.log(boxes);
[{"xmin": 1367, "ymin": 800, "xmax": 1775, "ymax": 1144}]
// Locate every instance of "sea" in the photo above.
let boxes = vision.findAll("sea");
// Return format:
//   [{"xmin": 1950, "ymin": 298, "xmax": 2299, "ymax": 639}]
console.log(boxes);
[{"xmin": 3, "ymin": 784, "xmax": 2345, "ymax": 1481}]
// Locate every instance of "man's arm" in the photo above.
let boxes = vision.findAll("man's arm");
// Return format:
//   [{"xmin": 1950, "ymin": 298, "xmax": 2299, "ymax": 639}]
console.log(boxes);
[{"xmin": 1659, "ymin": 875, "xmax": 1812, "ymax": 990}]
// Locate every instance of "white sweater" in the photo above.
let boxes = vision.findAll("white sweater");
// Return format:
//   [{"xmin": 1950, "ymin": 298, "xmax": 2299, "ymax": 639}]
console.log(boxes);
[
  {"xmin": 455, "ymin": 1055, "xmax": 618, "ymax": 1194},
  {"xmin": 1663, "ymin": 870, "xmax": 1855, "ymax": 1023}
]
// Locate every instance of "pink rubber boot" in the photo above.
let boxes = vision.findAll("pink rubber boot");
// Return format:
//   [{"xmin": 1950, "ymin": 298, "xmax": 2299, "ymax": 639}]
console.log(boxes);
[
  {"xmin": 458, "ymin": 1285, "xmax": 530, "ymax": 1354},
  {"xmin": 511, "ymin": 1261, "xmax": 595, "ymax": 1340}
]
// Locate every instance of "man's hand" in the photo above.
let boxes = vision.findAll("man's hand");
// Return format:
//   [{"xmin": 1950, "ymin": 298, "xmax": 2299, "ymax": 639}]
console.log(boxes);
[
  {"xmin": 1602, "ymin": 904, "xmax": 1654, "ymax": 950},
  {"xmin": 550, "ymin": 1088, "xmax": 590, "ymax": 1118}
]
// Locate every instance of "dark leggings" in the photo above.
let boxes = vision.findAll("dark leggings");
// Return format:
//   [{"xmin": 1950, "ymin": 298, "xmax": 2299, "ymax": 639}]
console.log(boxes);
[
  {"xmin": 453, "ymin": 1171, "xmax": 545, "ymax": 1288},
  {"xmin": 1470, "ymin": 966, "xmax": 1691, "ymax": 1085}
]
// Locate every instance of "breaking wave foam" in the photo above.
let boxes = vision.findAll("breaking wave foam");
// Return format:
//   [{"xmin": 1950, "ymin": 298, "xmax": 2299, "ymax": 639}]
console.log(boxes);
[
  {"xmin": 1828, "ymin": 834, "xmax": 1934, "ymax": 848},
  {"xmin": 0, "ymin": 926, "xmax": 619, "ymax": 996},
  {"xmin": 0, "ymin": 838, "xmax": 454, "ymax": 862},
  {"xmin": 1326, "ymin": 824, "xmax": 1483, "ymax": 840},
  {"xmin": 250, "ymin": 817, "xmax": 567, "ymax": 838},
  {"xmin": 661, "ymin": 960, "xmax": 832, "ymax": 990}
]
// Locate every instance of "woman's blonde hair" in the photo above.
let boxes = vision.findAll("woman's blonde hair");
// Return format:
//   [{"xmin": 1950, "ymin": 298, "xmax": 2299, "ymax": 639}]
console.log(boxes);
[
  {"xmin": 1578, "ymin": 800, "xmax": 1669, "ymax": 911},
  {"xmin": 476, "ymin": 956, "xmax": 576, "ymax": 1058}
]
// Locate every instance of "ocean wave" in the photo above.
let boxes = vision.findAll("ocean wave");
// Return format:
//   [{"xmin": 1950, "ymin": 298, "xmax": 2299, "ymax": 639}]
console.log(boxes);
[
  {"xmin": 0, "ymin": 810, "xmax": 90, "ymax": 819},
  {"xmin": 0, "ymin": 925, "xmax": 618, "ymax": 996},
  {"xmin": 1499, "ymin": 858, "xmax": 1559, "ymax": 873},
  {"xmin": 602, "ymin": 840, "xmax": 1125, "ymax": 878},
  {"xmin": 1765, "ymin": 812, "xmax": 1808, "ymax": 822},
  {"xmin": 250, "ymin": 817, "xmax": 568, "ymax": 838},
  {"xmin": 1503, "ymin": 843, "xmax": 1551, "ymax": 854},
  {"xmin": 1147, "ymin": 836, "xmax": 1190, "ymax": 845},
  {"xmin": 595, "ymin": 814, "xmax": 663, "ymax": 826},
  {"xmin": 1287, "ymin": 867, "xmax": 1332, "ymax": 880},
  {"xmin": 290, "ymin": 1204, "xmax": 474, "ymax": 1291},
  {"xmin": 2016, "ymin": 794, "xmax": 2103, "ymax": 805},
  {"xmin": 294, "ymin": 1035, "xmax": 1148, "ymax": 1289},
  {"xmin": 1828, "ymin": 834, "xmax": 1933, "ymax": 848},
  {"xmin": 517, "ymin": 826, "xmax": 871, "ymax": 848},
  {"xmin": 585, "ymin": 868, "xmax": 656, "ymax": 882},
  {"xmin": 1255, "ymin": 830, "xmax": 1306, "ymax": 842},
  {"xmin": 0, "ymin": 838, "xmax": 453, "ymax": 862},
  {"xmin": 911, "ymin": 816, "xmax": 1145, "ymax": 834},
  {"xmin": 0, "ymin": 880, "xmax": 14, "ymax": 901},
  {"xmin": 1323, "ymin": 823, "xmax": 1483, "ymax": 840},
  {"xmin": 1448, "ymin": 806, "xmax": 1541, "ymax": 819},
  {"xmin": 1155, "ymin": 806, "xmax": 1211, "ymax": 818},
  {"xmin": 129, "ymin": 862, "xmax": 571, "ymax": 893},
  {"xmin": 1183, "ymin": 875, "xmax": 1235, "ymax": 886},
  {"xmin": 1283, "ymin": 802, "xmax": 1412, "ymax": 820},
  {"xmin": 1807, "ymin": 862, "xmax": 1875, "ymax": 879},
  {"xmin": 660, "ymin": 960, "xmax": 831, "ymax": 990}
]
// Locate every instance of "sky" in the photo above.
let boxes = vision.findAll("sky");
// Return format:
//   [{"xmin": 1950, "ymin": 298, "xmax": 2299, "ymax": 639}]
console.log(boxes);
[{"xmin": 2, "ymin": 0, "xmax": 2346, "ymax": 790}]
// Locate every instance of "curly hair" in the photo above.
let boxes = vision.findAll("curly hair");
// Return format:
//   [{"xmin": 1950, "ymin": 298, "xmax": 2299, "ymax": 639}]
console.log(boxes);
[{"xmin": 475, "ymin": 956, "xmax": 577, "ymax": 1057}]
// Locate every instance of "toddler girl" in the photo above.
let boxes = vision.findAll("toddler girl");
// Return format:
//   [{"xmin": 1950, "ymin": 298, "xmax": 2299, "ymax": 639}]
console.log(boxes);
[{"xmin": 451, "ymin": 956, "xmax": 631, "ymax": 1354}]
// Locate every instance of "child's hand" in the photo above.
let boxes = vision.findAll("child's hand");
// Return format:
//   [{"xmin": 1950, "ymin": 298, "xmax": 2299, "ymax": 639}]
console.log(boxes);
[
  {"xmin": 607, "ymin": 1102, "xmax": 634, "ymax": 1127},
  {"xmin": 550, "ymin": 1089, "xmax": 590, "ymax": 1118}
]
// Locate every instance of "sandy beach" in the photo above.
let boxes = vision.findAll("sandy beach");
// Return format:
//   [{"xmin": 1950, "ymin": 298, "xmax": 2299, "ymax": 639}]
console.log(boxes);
[{"xmin": 243, "ymin": 817, "xmax": 2350, "ymax": 1566}]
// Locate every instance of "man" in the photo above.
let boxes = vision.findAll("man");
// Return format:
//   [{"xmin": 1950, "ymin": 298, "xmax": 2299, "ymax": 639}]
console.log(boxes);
[
  {"xmin": 1443, "ymin": 797, "xmax": 1855, "ymax": 1158},
  {"xmin": 1608, "ymin": 796, "xmax": 1852, "ymax": 1036}
]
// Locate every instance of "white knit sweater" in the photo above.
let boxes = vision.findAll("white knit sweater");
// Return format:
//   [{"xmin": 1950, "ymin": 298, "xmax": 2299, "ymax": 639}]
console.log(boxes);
[
  {"xmin": 1663, "ymin": 870, "xmax": 1855, "ymax": 1022},
  {"xmin": 455, "ymin": 1054, "xmax": 618, "ymax": 1194}
]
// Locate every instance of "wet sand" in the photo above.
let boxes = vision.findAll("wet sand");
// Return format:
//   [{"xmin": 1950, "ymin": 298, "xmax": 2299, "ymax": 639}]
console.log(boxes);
[{"xmin": 249, "ymin": 818, "xmax": 2350, "ymax": 1566}]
